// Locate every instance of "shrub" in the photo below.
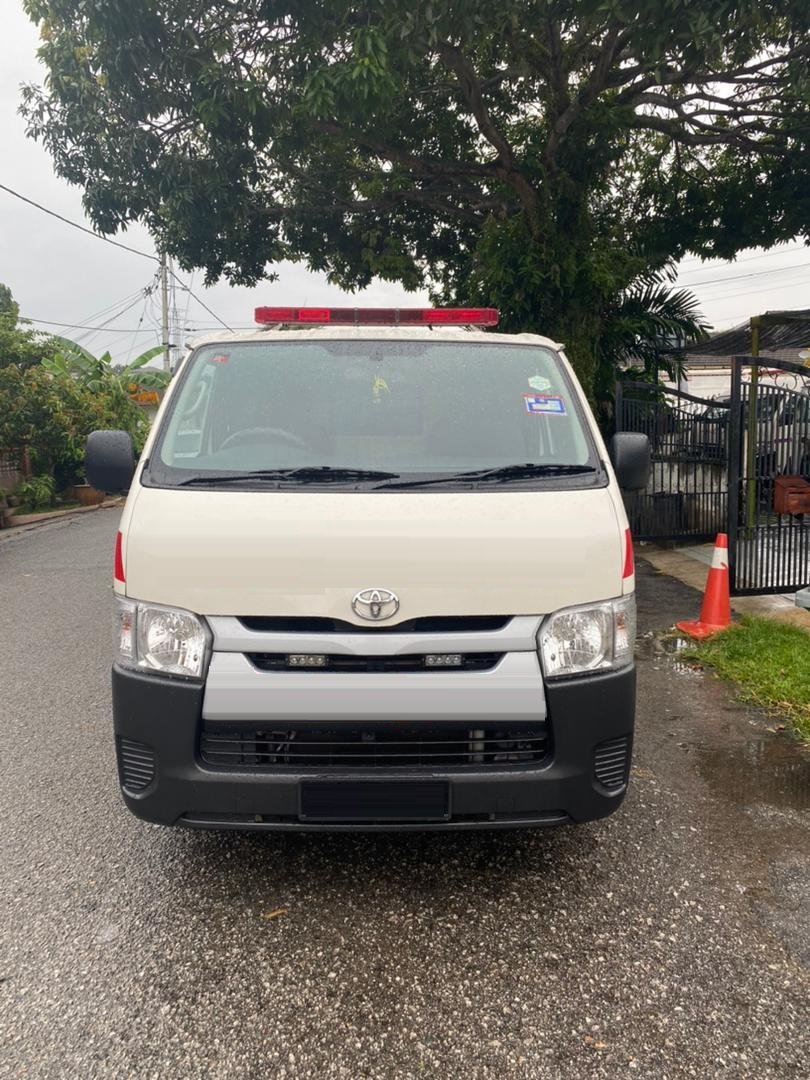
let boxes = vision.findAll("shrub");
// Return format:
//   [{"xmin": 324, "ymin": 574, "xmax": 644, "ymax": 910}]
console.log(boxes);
[
  {"xmin": 0, "ymin": 365, "xmax": 148, "ymax": 487},
  {"xmin": 18, "ymin": 474, "xmax": 55, "ymax": 511}
]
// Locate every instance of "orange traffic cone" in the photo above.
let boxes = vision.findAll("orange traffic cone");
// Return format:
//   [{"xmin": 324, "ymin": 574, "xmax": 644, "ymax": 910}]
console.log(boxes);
[{"xmin": 676, "ymin": 533, "xmax": 732, "ymax": 640}]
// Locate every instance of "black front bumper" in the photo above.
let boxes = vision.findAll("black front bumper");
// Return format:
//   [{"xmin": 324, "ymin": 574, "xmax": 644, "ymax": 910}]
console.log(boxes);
[{"xmin": 112, "ymin": 664, "xmax": 635, "ymax": 831}]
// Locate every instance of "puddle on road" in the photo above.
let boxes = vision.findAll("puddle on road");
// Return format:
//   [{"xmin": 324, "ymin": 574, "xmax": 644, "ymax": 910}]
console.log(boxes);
[
  {"xmin": 691, "ymin": 736, "xmax": 810, "ymax": 813},
  {"xmin": 637, "ymin": 626, "xmax": 809, "ymax": 966},
  {"xmin": 638, "ymin": 629, "xmax": 810, "ymax": 815},
  {"xmin": 636, "ymin": 630, "xmax": 699, "ymax": 676}
]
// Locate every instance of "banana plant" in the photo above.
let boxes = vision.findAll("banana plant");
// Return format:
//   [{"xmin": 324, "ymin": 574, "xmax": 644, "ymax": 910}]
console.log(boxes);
[{"xmin": 42, "ymin": 339, "xmax": 170, "ymax": 396}]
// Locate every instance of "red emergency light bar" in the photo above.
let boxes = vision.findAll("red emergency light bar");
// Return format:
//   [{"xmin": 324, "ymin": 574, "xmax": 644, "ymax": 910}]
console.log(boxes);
[{"xmin": 254, "ymin": 306, "xmax": 499, "ymax": 327}]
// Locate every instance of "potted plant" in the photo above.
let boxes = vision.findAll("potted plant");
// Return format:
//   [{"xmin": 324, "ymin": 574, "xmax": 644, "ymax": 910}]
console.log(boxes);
[{"xmin": 73, "ymin": 484, "xmax": 106, "ymax": 506}]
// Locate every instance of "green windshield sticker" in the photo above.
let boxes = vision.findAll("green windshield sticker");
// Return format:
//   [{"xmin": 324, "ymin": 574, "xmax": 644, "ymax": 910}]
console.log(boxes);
[{"xmin": 528, "ymin": 375, "xmax": 552, "ymax": 391}]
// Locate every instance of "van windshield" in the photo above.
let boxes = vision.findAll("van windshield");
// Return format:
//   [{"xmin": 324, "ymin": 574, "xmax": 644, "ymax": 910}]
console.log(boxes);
[{"xmin": 149, "ymin": 339, "xmax": 601, "ymax": 489}]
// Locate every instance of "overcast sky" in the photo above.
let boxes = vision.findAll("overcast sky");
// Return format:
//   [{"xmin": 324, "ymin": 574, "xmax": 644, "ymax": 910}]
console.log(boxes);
[{"xmin": 2, "ymin": 1, "xmax": 808, "ymax": 362}]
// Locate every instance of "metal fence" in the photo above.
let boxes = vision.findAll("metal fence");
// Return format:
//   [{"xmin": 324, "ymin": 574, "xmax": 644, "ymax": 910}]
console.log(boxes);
[
  {"xmin": 728, "ymin": 357, "xmax": 810, "ymax": 595},
  {"xmin": 616, "ymin": 360, "xmax": 810, "ymax": 595},
  {"xmin": 615, "ymin": 382, "xmax": 730, "ymax": 543}
]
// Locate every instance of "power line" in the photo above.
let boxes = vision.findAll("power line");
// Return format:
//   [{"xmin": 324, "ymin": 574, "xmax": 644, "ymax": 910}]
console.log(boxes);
[
  {"xmin": 70, "ymin": 293, "xmax": 151, "ymax": 347},
  {"xmin": 179, "ymin": 271, "xmax": 195, "ymax": 355},
  {"xmin": 22, "ymin": 281, "xmax": 158, "ymax": 337},
  {"xmin": 170, "ymin": 271, "xmax": 233, "ymax": 331},
  {"xmin": 679, "ymin": 259, "xmax": 810, "ymax": 289},
  {"xmin": 701, "ymin": 267, "xmax": 810, "ymax": 305},
  {"xmin": 62, "ymin": 287, "xmax": 148, "ymax": 330},
  {"xmin": 126, "ymin": 294, "xmax": 152, "ymax": 364},
  {"xmin": 677, "ymin": 243, "xmax": 806, "ymax": 269},
  {"xmin": 0, "ymin": 181, "xmax": 235, "ymax": 332},
  {"xmin": 0, "ymin": 182, "xmax": 159, "ymax": 261},
  {"xmin": 21, "ymin": 317, "xmax": 156, "ymax": 332}
]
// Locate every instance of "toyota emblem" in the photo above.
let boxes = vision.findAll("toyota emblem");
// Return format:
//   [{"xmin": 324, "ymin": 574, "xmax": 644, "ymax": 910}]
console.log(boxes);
[{"xmin": 351, "ymin": 588, "xmax": 400, "ymax": 621}]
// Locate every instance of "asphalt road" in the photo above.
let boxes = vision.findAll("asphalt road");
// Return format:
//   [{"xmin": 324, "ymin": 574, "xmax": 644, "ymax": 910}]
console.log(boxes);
[{"xmin": 1, "ymin": 511, "xmax": 808, "ymax": 1079}]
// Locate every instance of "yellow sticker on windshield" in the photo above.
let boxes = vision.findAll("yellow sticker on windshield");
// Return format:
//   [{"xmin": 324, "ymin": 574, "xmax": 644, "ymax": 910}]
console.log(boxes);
[{"xmin": 372, "ymin": 376, "xmax": 390, "ymax": 403}]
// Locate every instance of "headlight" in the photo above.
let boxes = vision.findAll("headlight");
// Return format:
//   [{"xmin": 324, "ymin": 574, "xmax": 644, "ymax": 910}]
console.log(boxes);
[
  {"xmin": 114, "ymin": 597, "xmax": 211, "ymax": 680},
  {"xmin": 538, "ymin": 595, "xmax": 636, "ymax": 679}
]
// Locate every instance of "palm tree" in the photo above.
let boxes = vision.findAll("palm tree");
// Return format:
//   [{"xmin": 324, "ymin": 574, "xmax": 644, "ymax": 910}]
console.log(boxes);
[{"xmin": 594, "ymin": 266, "xmax": 710, "ymax": 427}]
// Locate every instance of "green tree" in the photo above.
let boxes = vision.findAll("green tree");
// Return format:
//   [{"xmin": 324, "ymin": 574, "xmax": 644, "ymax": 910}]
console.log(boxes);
[
  {"xmin": 0, "ymin": 283, "xmax": 60, "ymax": 370},
  {"xmin": 0, "ymin": 365, "xmax": 149, "ymax": 486},
  {"xmin": 20, "ymin": 1, "xmax": 810, "ymax": 395}
]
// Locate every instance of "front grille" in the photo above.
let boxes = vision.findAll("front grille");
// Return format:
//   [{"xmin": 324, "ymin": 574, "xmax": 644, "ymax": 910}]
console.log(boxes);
[
  {"xmin": 117, "ymin": 737, "xmax": 155, "ymax": 792},
  {"xmin": 201, "ymin": 727, "xmax": 548, "ymax": 770},
  {"xmin": 594, "ymin": 735, "xmax": 631, "ymax": 790},
  {"xmin": 247, "ymin": 652, "xmax": 502, "ymax": 673},
  {"xmin": 238, "ymin": 615, "xmax": 511, "ymax": 634}
]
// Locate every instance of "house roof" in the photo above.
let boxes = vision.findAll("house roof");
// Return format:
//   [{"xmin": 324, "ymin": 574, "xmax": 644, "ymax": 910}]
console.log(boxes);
[{"xmin": 687, "ymin": 309, "xmax": 810, "ymax": 361}]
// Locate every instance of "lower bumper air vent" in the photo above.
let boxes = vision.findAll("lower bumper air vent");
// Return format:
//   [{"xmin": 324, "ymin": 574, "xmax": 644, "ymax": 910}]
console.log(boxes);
[
  {"xmin": 201, "ymin": 727, "xmax": 548, "ymax": 770},
  {"xmin": 117, "ymin": 737, "xmax": 156, "ymax": 793},
  {"xmin": 593, "ymin": 735, "xmax": 631, "ymax": 791}
]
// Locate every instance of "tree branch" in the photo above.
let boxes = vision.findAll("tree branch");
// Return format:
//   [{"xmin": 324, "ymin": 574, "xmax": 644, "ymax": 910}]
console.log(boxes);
[
  {"xmin": 259, "ymin": 185, "xmax": 505, "ymax": 226},
  {"xmin": 544, "ymin": 24, "xmax": 628, "ymax": 167},
  {"xmin": 436, "ymin": 43, "xmax": 541, "ymax": 230},
  {"xmin": 313, "ymin": 120, "xmax": 499, "ymax": 182}
]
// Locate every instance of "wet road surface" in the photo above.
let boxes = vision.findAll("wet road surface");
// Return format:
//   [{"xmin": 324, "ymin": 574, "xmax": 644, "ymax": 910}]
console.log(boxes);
[{"xmin": 1, "ymin": 513, "xmax": 808, "ymax": 1078}]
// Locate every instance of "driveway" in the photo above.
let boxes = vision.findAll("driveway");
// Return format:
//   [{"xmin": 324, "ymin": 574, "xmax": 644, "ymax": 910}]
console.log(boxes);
[{"xmin": 1, "ymin": 512, "xmax": 808, "ymax": 1079}]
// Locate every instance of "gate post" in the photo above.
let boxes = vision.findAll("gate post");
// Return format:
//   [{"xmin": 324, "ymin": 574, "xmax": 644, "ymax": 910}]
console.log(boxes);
[
  {"xmin": 727, "ymin": 357, "xmax": 744, "ymax": 591},
  {"xmin": 614, "ymin": 380, "xmax": 624, "ymax": 433},
  {"xmin": 744, "ymin": 319, "xmax": 761, "ymax": 527}
]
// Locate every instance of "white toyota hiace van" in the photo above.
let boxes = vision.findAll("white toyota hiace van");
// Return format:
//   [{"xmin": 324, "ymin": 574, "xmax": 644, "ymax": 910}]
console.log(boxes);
[{"xmin": 87, "ymin": 307, "xmax": 650, "ymax": 831}]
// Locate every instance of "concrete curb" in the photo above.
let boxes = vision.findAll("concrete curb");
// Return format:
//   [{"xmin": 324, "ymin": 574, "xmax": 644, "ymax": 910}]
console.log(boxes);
[
  {"xmin": 638, "ymin": 544, "xmax": 810, "ymax": 634},
  {"xmin": 2, "ymin": 498, "xmax": 123, "ymax": 530}
]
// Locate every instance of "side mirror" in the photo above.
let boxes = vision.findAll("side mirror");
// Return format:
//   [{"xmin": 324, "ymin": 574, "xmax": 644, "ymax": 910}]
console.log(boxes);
[
  {"xmin": 610, "ymin": 432, "xmax": 651, "ymax": 492},
  {"xmin": 86, "ymin": 430, "xmax": 135, "ymax": 493}
]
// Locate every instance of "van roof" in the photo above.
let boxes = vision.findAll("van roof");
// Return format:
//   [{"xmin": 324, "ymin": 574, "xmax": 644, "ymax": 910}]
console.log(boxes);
[{"xmin": 187, "ymin": 325, "xmax": 564, "ymax": 351}]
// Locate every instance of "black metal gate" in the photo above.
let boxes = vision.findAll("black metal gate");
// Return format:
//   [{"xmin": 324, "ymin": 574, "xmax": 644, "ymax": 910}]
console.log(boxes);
[
  {"xmin": 728, "ymin": 356, "xmax": 810, "ymax": 595},
  {"xmin": 615, "ymin": 381, "xmax": 730, "ymax": 542},
  {"xmin": 616, "ymin": 362, "xmax": 810, "ymax": 595}
]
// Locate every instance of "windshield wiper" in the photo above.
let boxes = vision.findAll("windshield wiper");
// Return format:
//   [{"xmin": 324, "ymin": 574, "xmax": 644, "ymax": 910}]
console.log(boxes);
[
  {"xmin": 176, "ymin": 466, "xmax": 400, "ymax": 487},
  {"xmin": 374, "ymin": 463, "xmax": 598, "ymax": 490}
]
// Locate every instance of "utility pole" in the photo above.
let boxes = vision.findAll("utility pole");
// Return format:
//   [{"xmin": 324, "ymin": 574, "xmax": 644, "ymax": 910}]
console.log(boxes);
[{"xmin": 160, "ymin": 250, "xmax": 171, "ymax": 371}]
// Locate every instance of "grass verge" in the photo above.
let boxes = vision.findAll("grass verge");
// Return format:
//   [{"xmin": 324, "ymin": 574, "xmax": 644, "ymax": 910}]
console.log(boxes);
[{"xmin": 682, "ymin": 616, "xmax": 810, "ymax": 742}]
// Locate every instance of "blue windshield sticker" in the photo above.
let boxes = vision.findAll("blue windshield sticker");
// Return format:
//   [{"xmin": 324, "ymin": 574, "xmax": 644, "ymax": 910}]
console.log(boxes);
[{"xmin": 524, "ymin": 393, "xmax": 566, "ymax": 415}]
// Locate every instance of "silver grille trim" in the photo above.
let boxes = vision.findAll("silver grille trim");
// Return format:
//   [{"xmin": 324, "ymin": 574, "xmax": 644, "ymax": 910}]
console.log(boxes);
[
  {"xmin": 206, "ymin": 615, "xmax": 543, "ymax": 656},
  {"xmin": 202, "ymin": 650, "xmax": 546, "ymax": 725}
]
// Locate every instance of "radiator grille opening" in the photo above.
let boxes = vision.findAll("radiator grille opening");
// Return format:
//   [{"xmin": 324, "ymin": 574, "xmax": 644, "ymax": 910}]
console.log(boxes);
[
  {"xmin": 593, "ymin": 735, "xmax": 631, "ymax": 791},
  {"xmin": 201, "ymin": 728, "xmax": 548, "ymax": 770},
  {"xmin": 117, "ymin": 737, "xmax": 155, "ymax": 792},
  {"xmin": 247, "ymin": 652, "xmax": 502, "ymax": 673},
  {"xmin": 238, "ymin": 615, "xmax": 511, "ymax": 635}
]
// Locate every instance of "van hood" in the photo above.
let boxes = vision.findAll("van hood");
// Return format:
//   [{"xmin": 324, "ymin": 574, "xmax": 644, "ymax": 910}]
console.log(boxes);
[{"xmin": 120, "ymin": 486, "xmax": 627, "ymax": 620}]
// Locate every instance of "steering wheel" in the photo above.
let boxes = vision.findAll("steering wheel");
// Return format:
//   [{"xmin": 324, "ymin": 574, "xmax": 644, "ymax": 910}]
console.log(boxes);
[{"xmin": 219, "ymin": 426, "xmax": 309, "ymax": 451}]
